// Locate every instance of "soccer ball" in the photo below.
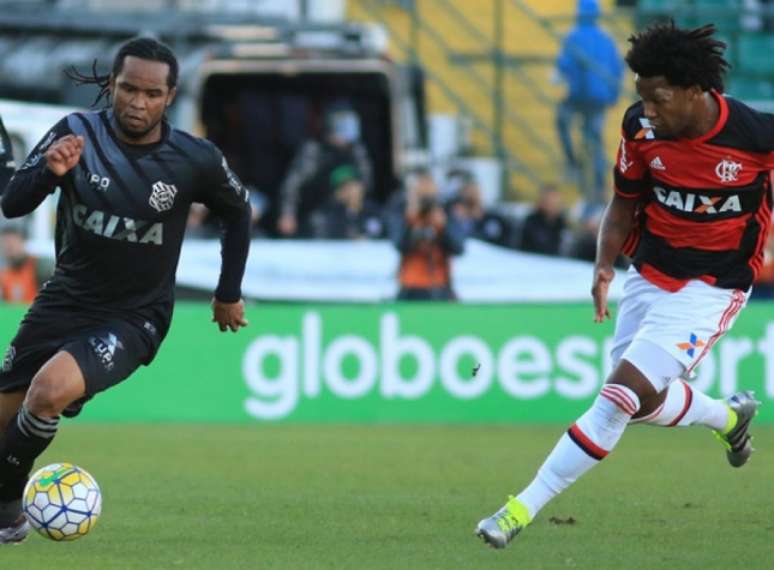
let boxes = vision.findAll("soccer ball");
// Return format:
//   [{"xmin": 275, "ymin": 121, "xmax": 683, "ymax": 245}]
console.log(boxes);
[{"xmin": 22, "ymin": 462, "xmax": 102, "ymax": 541}]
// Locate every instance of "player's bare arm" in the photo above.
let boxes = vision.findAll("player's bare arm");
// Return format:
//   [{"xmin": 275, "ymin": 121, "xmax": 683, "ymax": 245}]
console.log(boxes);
[
  {"xmin": 211, "ymin": 298, "xmax": 248, "ymax": 333},
  {"xmin": 592, "ymin": 194, "xmax": 637, "ymax": 323},
  {"xmin": 44, "ymin": 135, "xmax": 84, "ymax": 176}
]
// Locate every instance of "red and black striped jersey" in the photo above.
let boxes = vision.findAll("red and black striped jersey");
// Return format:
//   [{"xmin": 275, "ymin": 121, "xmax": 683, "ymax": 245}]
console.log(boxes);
[{"xmin": 614, "ymin": 91, "xmax": 773, "ymax": 292}]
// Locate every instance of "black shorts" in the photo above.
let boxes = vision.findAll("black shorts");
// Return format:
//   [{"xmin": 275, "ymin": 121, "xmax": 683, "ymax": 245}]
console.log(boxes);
[{"xmin": 0, "ymin": 300, "xmax": 163, "ymax": 398}]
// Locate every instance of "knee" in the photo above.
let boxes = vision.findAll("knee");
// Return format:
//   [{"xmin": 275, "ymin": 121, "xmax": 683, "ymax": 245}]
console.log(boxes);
[
  {"xmin": 598, "ymin": 383, "xmax": 641, "ymax": 417},
  {"xmin": 25, "ymin": 373, "xmax": 82, "ymax": 417},
  {"xmin": 606, "ymin": 359, "xmax": 659, "ymax": 402}
]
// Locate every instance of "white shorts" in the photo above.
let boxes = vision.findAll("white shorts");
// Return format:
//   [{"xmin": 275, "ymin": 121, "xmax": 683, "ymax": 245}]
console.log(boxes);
[{"xmin": 610, "ymin": 266, "xmax": 748, "ymax": 393}]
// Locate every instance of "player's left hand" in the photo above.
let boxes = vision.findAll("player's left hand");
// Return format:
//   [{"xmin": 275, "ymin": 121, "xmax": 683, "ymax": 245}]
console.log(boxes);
[
  {"xmin": 591, "ymin": 264, "xmax": 615, "ymax": 323},
  {"xmin": 211, "ymin": 298, "xmax": 249, "ymax": 333}
]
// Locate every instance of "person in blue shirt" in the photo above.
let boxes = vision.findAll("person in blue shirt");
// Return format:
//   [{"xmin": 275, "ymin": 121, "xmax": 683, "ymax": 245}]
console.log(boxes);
[{"xmin": 556, "ymin": 0, "xmax": 623, "ymax": 215}]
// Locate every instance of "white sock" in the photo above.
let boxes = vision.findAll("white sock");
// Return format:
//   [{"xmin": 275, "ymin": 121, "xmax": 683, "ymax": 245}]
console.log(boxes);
[
  {"xmin": 516, "ymin": 384, "xmax": 640, "ymax": 519},
  {"xmin": 631, "ymin": 380, "xmax": 729, "ymax": 430}
]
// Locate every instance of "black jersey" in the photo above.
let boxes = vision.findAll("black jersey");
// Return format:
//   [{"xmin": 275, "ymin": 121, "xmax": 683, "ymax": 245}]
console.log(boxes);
[
  {"xmin": 0, "ymin": 114, "xmax": 14, "ymax": 191},
  {"xmin": 1, "ymin": 110, "xmax": 251, "ymax": 333}
]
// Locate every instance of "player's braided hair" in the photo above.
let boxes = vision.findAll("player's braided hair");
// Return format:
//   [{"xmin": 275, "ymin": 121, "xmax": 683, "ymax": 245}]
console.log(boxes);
[
  {"xmin": 64, "ymin": 37, "xmax": 179, "ymax": 107},
  {"xmin": 625, "ymin": 21, "xmax": 730, "ymax": 92}
]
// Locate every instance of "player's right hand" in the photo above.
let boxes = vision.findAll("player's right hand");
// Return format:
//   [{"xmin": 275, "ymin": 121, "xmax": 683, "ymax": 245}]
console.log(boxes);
[
  {"xmin": 45, "ymin": 135, "xmax": 84, "ymax": 177},
  {"xmin": 591, "ymin": 263, "xmax": 615, "ymax": 323}
]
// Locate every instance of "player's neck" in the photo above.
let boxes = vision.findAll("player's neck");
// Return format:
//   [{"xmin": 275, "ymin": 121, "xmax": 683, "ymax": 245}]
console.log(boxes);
[
  {"xmin": 683, "ymin": 92, "xmax": 720, "ymax": 139},
  {"xmin": 110, "ymin": 115, "xmax": 164, "ymax": 146}
]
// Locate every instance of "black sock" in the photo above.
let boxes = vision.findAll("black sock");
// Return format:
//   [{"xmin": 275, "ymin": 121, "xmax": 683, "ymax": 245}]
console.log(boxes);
[
  {"xmin": 0, "ymin": 499, "xmax": 22, "ymax": 527},
  {"xmin": 0, "ymin": 405, "xmax": 59, "ymax": 502}
]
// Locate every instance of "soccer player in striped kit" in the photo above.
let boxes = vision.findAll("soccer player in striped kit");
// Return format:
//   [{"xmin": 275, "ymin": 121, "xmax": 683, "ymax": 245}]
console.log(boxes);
[
  {"xmin": 0, "ymin": 37, "xmax": 251, "ymax": 543},
  {"xmin": 477, "ymin": 22, "xmax": 768, "ymax": 548}
]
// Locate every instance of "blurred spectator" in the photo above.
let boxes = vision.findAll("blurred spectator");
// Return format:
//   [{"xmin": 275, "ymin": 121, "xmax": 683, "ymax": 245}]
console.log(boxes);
[
  {"xmin": 555, "ymin": 0, "xmax": 623, "ymax": 214},
  {"xmin": 520, "ymin": 184, "xmax": 567, "ymax": 255},
  {"xmin": 310, "ymin": 166, "xmax": 384, "ymax": 240},
  {"xmin": 563, "ymin": 204, "xmax": 629, "ymax": 268},
  {"xmin": 0, "ymin": 225, "xmax": 53, "ymax": 304},
  {"xmin": 246, "ymin": 187, "xmax": 269, "ymax": 237},
  {"xmin": 186, "ymin": 186, "xmax": 268, "ymax": 239},
  {"xmin": 185, "ymin": 203, "xmax": 216, "ymax": 239},
  {"xmin": 391, "ymin": 172, "xmax": 465, "ymax": 301},
  {"xmin": 447, "ymin": 170, "xmax": 512, "ymax": 246},
  {"xmin": 277, "ymin": 101, "xmax": 373, "ymax": 237},
  {"xmin": 563, "ymin": 208, "xmax": 601, "ymax": 262},
  {"xmin": 752, "ymin": 224, "xmax": 774, "ymax": 299}
]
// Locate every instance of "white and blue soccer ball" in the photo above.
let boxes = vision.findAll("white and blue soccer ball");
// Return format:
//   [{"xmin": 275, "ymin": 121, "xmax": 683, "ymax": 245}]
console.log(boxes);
[{"xmin": 22, "ymin": 462, "xmax": 102, "ymax": 541}]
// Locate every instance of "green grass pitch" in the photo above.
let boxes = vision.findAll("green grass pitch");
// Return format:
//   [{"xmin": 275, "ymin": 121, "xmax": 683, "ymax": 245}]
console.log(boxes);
[{"xmin": 4, "ymin": 424, "xmax": 772, "ymax": 569}]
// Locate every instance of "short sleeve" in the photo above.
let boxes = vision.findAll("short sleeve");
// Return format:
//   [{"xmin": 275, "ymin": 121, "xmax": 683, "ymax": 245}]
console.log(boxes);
[{"xmin": 613, "ymin": 129, "xmax": 649, "ymax": 199}]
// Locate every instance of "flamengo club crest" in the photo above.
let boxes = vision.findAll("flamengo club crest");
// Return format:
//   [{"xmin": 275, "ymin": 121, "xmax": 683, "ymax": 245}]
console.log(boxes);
[
  {"xmin": 715, "ymin": 158, "xmax": 742, "ymax": 183},
  {"xmin": 149, "ymin": 181, "xmax": 178, "ymax": 212}
]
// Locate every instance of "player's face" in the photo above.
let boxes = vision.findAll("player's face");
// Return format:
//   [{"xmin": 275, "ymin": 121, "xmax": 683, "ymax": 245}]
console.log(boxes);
[
  {"xmin": 635, "ymin": 75, "xmax": 701, "ymax": 138},
  {"xmin": 110, "ymin": 56, "xmax": 176, "ymax": 143}
]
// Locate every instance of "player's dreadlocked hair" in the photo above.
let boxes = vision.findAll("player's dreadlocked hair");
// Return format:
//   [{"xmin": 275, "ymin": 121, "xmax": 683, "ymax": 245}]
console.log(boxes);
[
  {"xmin": 64, "ymin": 37, "xmax": 179, "ymax": 107},
  {"xmin": 625, "ymin": 21, "xmax": 730, "ymax": 92}
]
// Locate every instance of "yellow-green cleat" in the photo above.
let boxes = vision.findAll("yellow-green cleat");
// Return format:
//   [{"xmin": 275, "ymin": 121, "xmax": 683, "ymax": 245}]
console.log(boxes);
[
  {"xmin": 475, "ymin": 496, "xmax": 531, "ymax": 549},
  {"xmin": 713, "ymin": 390, "xmax": 761, "ymax": 468}
]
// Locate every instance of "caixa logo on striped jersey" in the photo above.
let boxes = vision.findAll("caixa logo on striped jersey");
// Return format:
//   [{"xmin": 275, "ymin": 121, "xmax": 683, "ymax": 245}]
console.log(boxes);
[
  {"xmin": 653, "ymin": 186, "xmax": 741, "ymax": 215},
  {"xmin": 149, "ymin": 181, "xmax": 178, "ymax": 213}
]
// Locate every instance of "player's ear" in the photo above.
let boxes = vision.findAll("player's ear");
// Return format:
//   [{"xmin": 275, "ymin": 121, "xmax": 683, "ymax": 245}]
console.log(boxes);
[
  {"xmin": 688, "ymin": 85, "xmax": 703, "ymax": 101},
  {"xmin": 166, "ymin": 86, "xmax": 177, "ymax": 108}
]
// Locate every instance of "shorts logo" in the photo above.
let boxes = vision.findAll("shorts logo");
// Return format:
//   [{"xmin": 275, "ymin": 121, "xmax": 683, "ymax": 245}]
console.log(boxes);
[
  {"xmin": 1, "ymin": 345, "xmax": 15, "ymax": 373},
  {"xmin": 149, "ymin": 181, "xmax": 178, "ymax": 213},
  {"xmin": 677, "ymin": 334, "xmax": 705, "ymax": 358},
  {"xmin": 143, "ymin": 321, "xmax": 157, "ymax": 336},
  {"xmin": 88, "ymin": 333, "xmax": 124, "ymax": 372}
]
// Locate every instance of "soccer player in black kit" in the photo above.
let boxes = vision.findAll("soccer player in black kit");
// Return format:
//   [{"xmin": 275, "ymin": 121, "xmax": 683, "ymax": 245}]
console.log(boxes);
[{"xmin": 0, "ymin": 38, "xmax": 251, "ymax": 543}]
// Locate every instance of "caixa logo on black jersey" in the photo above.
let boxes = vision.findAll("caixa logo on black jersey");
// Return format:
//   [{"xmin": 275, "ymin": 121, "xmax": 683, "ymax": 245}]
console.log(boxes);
[
  {"xmin": 653, "ymin": 186, "xmax": 742, "ymax": 215},
  {"xmin": 72, "ymin": 204, "xmax": 164, "ymax": 245},
  {"xmin": 88, "ymin": 333, "xmax": 123, "ymax": 372}
]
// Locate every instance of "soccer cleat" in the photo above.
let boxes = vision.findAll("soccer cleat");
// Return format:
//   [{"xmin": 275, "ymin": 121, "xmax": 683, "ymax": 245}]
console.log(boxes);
[
  {"xmin": 714, "ymin": 390, "xmax": 761, "ymax": 468},
  {"xmin": 475, "ymin": 496, "xmax": 531, "ymax": 549},
  {"xmin": 0, "ymin": 515, "xmax": 29, "ymax": 545}
]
